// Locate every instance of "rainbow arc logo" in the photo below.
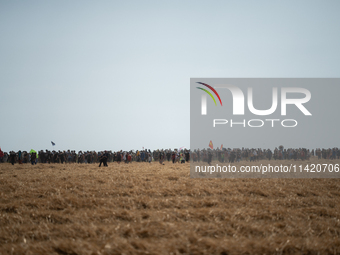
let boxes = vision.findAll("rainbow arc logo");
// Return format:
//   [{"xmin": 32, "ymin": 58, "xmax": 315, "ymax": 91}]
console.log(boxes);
[{"xmin": 196, "ymin": 82, "xmax": 223, "ymax": 106}]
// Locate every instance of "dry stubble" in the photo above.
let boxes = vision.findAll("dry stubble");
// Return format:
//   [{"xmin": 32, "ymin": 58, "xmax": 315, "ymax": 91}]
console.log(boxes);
[{"xmin": 0, "ymin": 159, "xmax": 340, "ymax": 255}]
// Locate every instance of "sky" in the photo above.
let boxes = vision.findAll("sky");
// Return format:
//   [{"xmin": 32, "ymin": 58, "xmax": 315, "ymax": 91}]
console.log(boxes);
[{"xmin": 1, "ymin": 0, "xmax": 340, "ymax": 152}]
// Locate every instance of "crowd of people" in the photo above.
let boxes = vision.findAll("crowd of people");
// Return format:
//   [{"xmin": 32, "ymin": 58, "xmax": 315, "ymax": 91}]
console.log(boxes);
[
  {"xmin": 0, "ymin": 148, "xmax": 190, "ymax": 166},
  {"xmin": 191, "ymin": 147, "xmax": 340, "ymax": 164},
  {"xmin": 0, "ymin": 147, "xmax": 338, "ymax": 166}
]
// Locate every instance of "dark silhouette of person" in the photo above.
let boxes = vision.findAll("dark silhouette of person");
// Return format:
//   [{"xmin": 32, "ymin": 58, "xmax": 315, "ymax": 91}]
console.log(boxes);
[
  {"xmin": 99, "ymin": 151, "xmax": 108, "ymax": 167},
  {"xmin": 31, "ymin": 152, "xmax": 37, "ymax": 165},
  {"xmin": 9, "ymin": 152, "xmax": 16, "ymax": 165},
  {"xmin": 208, "ymin": 150, "xmax": 212, "ymax": 165}
]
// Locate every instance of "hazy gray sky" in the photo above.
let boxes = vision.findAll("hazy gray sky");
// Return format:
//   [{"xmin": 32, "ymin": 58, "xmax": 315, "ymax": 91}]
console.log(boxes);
[{"xmin": 1, "ymin": 0, "xmax": 340, "ymax": 152}]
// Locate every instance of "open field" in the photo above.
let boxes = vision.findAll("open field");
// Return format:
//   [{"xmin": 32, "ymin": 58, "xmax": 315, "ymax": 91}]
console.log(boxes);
[{"xmin": 0, "ymin": 159, "xmax": 340, "ymax": 255}]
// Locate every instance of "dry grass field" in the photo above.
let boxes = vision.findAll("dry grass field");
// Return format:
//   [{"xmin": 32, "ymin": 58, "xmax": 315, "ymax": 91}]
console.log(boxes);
[{"xmin": 0, "ymin": 159, "xmax": 340, "ymax": 255}]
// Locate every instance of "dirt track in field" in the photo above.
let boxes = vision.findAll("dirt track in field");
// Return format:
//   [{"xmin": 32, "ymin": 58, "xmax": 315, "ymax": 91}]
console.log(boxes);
[{"xmin": 0, "ymin": 159, "xmax": 340, "ymax": 255}]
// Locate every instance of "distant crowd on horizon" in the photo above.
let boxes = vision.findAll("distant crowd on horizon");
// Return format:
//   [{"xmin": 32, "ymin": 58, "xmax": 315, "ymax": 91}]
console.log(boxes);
[
  {"xmin": 0, "ymin": 147, "xmax": 339, "ymax": 166},
  {"xmin": 0, "ymin": 148, "xmax": 190, "ymax": 166},
  {"xmin": 192, "ymin": 147, "xmax": 340, "ymax": 164}
]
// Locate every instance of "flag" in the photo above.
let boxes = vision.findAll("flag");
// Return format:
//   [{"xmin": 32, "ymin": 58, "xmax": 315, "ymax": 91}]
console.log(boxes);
[
  {"xmin": 51, "ymin": 141, "xmax": 55, "ymax": 146},
  {"xmin": 220, "ymin": 144, "xmax": 223, "ymax": 150},
  {"xmin": 209, "ymin": 140, "xmax": 213, "ymax": 149}
]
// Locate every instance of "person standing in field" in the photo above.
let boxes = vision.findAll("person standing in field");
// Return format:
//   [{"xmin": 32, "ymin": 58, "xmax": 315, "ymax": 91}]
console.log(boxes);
[
  {"xmin": 159, "ymin": 150, "xmax": 165, "ymax": 165},
  {"xmin": 141, "ymin": 150, "xmax": 145, "ymax": 162},
  {"xmin": 9, "ymin": 151, "xmax": 16, "ymax": 165},
  {"xmin": 17, "ymin": 150, "xmax": 23, "ymax": 164},
  {"xmin": 185, "ymin": 150, "xmax": 190, "ymax": 162},
  {"xmin": 166, "ymin": 150, "xmax": 171, "ymax": 161},
  {"xmin": 180, "ymin": 153, "xmax": 185, "ymax": 163},
  {"xmin": 67, "ymin": 150, "xmax": 72, "ymax": 163},
  {"xmin": 136, "ymin": 150, "xmax": 140, "ymax": 162},
  {"xmin": 0, "ymin": 148, "xmax": 3, "ymax": 163},
  {"xmin": 116, "ymin": 151, "xmax": 121, "ymax": 164},
  {"xmin": 127, "ymin": 152, "xmax": 132, "ymax": 163},
  {"xmin": 208, "ymin": 150, "xmax": 212, "ymax": 165},
  {"xmin": 99, "ymin": 151, "xmax": 108, "ymax": 167},
  {"xmin": 31, "ymin": 151, "xmax": 37, "ymax": 165},
  {"xmin": 123, "ymin": 151, "xmax": 127, "ymax": 163}
]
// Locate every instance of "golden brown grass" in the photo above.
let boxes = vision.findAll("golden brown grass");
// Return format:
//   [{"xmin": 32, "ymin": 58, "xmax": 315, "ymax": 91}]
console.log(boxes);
[{"xmin": 0, "ymin": 159, "xmax": 340, "ymax": 255}]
